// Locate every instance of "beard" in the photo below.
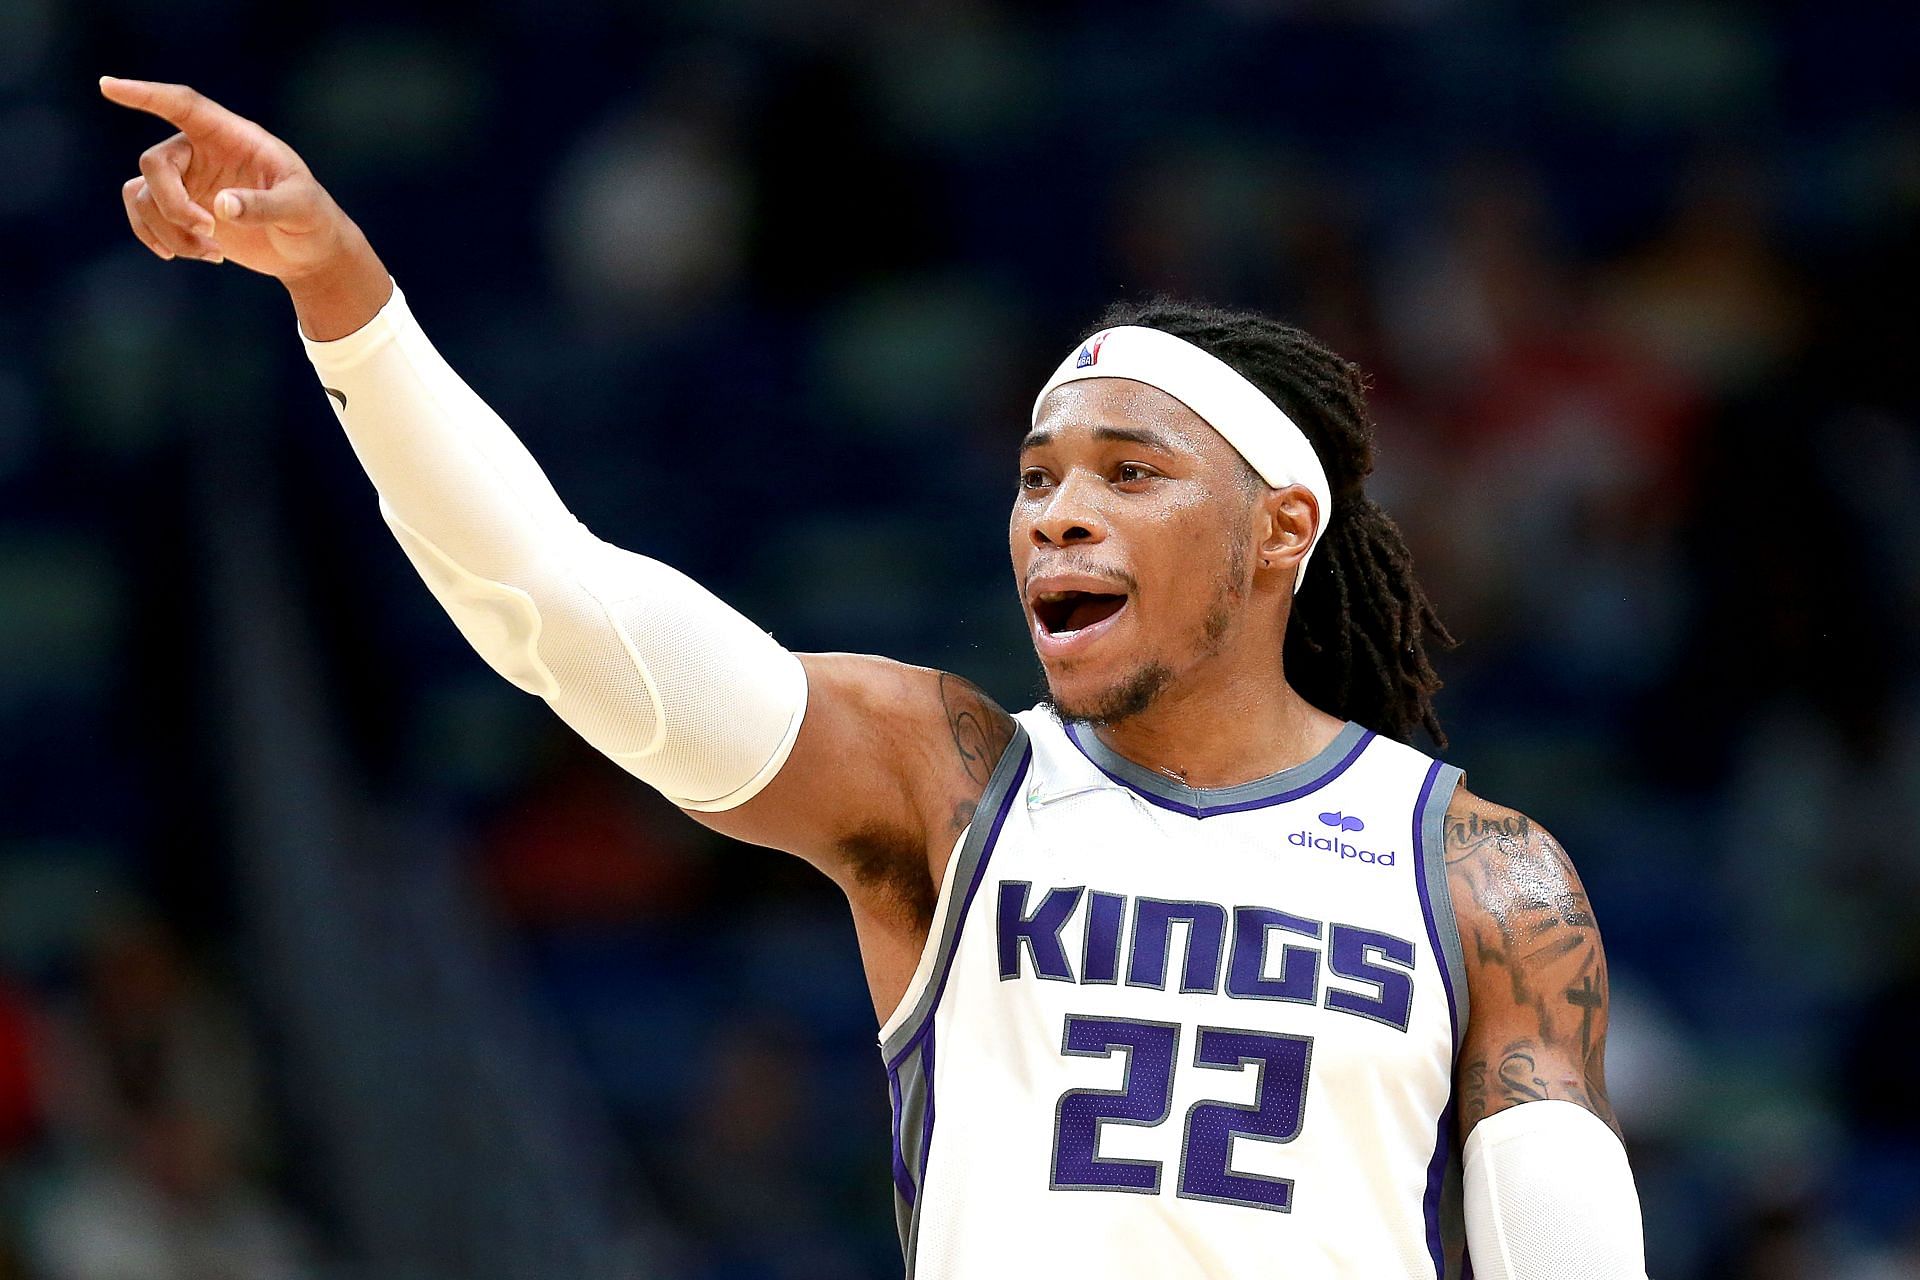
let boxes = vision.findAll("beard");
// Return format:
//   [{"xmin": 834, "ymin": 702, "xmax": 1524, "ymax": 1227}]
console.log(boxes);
[{"xmin": 1045, "ymin": 658, "xmax": 1176, "ymax": 726}]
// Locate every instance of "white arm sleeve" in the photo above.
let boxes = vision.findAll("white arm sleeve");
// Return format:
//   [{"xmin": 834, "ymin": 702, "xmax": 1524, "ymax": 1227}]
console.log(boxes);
[
  {"xmin": 1464, "ymin": 1100, "xmax": 1648, "ymax": 1279},
  {"xmin": 301, "ymin": 282, "xmax": 806, "ymax": 811}
]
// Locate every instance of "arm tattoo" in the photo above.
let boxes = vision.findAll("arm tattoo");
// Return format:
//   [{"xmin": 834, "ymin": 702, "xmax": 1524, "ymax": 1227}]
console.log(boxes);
[
  {"xmin": 835, "ymin": 674, "xmax": 1013, "ymax": 929},
  {"xmin": 1495, "ymin": 1046, "xmax": 1551, "ymax": 1103},
  {"xmin": 1460, "ymin": 1059, "xmax": 1489, "ymax": 1132},
  {"xmin": 1449, "ymin": 791, "xmax": 1620, "ymax": 1141},
  {"xmin": 1444, "ymin": 810, "xmax": 1532, "ymax": 863},
  {"xmin": 937, "ymin": 672, "xmax": 1015, "ymax": 788}
]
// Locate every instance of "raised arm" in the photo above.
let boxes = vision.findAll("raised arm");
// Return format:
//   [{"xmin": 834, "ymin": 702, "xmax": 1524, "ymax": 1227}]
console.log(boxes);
[
  {"xmin": 101, "ymin": 78, "xmax": 1014, "ymax": 984},
  {"xmin": 1444, "ymin": 787, "xmax": 1646, "ymax": 1278}
]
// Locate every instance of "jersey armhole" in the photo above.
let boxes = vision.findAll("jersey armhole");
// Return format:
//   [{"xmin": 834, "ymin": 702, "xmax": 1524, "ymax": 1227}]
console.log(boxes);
[
  {"xmin": 878, "ymin": 828, "xmax": 969, "ymax": 1045},
  {"xmin": 878, "ymin": 726, "xmax": 1032, "ymax": 1058},
  {"xmin": 1415, "ymin": 760, "xmax": 1470, "ymax": 1050}
]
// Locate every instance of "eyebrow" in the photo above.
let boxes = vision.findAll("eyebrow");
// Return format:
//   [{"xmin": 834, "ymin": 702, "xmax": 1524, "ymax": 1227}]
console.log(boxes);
[{"xmin": 1020, "ymin": 424, "xmax": 1176, "ymax": 453}]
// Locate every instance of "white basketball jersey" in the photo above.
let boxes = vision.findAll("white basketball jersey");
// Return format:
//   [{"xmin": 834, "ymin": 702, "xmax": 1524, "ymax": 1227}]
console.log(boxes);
[{"xmin": 879, "ymin": 706, "xmax": 1468, "ymax": 1279}]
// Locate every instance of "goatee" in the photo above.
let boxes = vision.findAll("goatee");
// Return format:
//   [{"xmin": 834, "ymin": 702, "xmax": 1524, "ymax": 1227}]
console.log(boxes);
[{"xmin": 1044, "ymin": 660, "xmax": 1174, "ymax": 727}]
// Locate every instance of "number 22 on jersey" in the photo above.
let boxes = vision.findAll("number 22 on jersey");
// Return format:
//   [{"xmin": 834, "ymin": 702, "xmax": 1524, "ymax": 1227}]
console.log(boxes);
[{"xmin": 1052, "ymin": 1014, "xmax": 1313, "ymax": 1212}]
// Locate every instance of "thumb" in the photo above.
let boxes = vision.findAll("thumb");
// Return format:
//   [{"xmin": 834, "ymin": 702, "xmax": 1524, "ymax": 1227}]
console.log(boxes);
[{"xmin": 213, "ymin": 180, "xmax": 316, "ymax": 228}]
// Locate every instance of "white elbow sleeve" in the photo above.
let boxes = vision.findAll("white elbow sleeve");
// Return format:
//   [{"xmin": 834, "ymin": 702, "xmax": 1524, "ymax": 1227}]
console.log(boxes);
[
  {"xmin": 1464, "ymin": 1100, "xmax": 1647, "ymax": 1280},
  {"xmin": 301, "ymin": 283, "xmax": 806, "ymax": 811}
]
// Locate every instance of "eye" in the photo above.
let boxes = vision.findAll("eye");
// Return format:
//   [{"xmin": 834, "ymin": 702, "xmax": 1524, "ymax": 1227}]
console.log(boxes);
[
  {"xmin": 1115, "ymin": 463, "xmax": 1156, "ymax": 485},
  {"xmin": 1020, "ymin": 467, "xmax": 1052, "ymax": 491}
]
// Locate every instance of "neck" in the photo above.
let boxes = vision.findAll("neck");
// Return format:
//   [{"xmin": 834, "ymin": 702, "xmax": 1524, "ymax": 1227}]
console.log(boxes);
[{"xmin": 1083, "ymin": 638, "xmax": 1345, "ymax": 790}]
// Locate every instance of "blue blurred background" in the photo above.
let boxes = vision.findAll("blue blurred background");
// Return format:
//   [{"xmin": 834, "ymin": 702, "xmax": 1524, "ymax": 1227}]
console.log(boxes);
[{"xmin": 3, "ymin": 0, "xmax": 1918, "ymax": 1276}]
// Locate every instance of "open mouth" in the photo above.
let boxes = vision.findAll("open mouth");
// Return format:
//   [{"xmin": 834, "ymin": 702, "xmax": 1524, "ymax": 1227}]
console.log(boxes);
[{"xmin": 1032, "ymin": 590, "xmax": 1128, "ymax": 637}]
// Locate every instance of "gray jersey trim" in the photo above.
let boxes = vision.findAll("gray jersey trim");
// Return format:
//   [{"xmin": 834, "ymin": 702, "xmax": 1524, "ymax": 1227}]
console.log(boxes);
[
  {"xmin": 880, "ymin": 725, "xmax": 1032, "ymax": 1065},
  {"xmin": 1413, "ymin": 759, "xmax": 1467, "ymax": 1279},
  {"xmin": 881, "ymin": 727, "xmax": 1033, "ymax": 1269},
  {"xmin": 889, "ymin": 1034, "xmax": 932, "ymax": 1256},
  {"xmin": 1417, "ymin": 761, "xmax": 1469, "ymax": 1043},
  {"xmin": 1063, "ymin": 717, "xmax": 1372, "ymax": 817}
]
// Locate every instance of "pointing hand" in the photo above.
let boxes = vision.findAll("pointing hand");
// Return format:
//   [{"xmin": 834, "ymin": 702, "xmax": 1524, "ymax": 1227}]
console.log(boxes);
[{"xmin": 101, "ymin": 77, "xmax": 355, "ymax": 282}]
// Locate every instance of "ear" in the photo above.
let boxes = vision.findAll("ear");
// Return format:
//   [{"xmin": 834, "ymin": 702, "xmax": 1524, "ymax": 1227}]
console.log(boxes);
[{"xmin": 1254, "ymin": 484, "xmax": 1320, "ymax": 583}]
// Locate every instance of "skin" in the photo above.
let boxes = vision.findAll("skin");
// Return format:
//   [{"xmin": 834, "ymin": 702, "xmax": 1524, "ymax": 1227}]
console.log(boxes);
[
  {"xmin": 104, "ymin": 78, "xmax": 1619, "ymax": 1150},
  {"xmin": 1444, "ymin": 790, "xmax": 1619, "ymax": 1143}
]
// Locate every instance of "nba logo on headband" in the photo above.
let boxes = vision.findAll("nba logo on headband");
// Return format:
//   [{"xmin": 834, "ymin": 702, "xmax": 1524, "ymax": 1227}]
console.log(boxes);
[{"xmin": 1074, "ymin": 331, "xmax": 1110, "ymax": 369}]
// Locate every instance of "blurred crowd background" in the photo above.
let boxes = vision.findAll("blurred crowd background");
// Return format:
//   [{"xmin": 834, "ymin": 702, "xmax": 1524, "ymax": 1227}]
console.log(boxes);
[{"xmin": 4, "ymin": 0, "xmax": 1918, "ymax": 1276}]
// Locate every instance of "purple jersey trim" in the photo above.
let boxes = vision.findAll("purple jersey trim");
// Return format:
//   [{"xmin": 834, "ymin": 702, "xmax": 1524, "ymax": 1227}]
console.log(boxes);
[
  {"xmin": 885, "ymin": 739, "xmax": 1030, "ymax": 1072},
  {"xmin": 1412, "ymin": 759, "xmax": 1462, "ymax": 1047},
  {"xmin": 1413, "ymin": 757, "xmax": 1460, "ymax": 1278},
  {"xmin": 883, "ymin": 736, "xmax": 1031, "ymax": 1261},
  {"xmin": 1063, "ymin": 721, "xmax": 1374, "ymax": 819},
  {"xmin": 1422, "ymin": 1098, "xmax": 1456, "ymax": 1277},
  {"xmin": 888, "ymin": 1062, "xmax": 915, "ymax": 1206},
  {"xmin": 918, "ymin": 1026, "xmax": 938, "ymax": 1192}
]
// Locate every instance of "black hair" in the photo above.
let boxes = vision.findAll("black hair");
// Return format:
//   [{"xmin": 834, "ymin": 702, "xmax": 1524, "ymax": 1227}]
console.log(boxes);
[{"xmin": 1088, "ymin": 298, "xmax": 1454, "ymax": 748}]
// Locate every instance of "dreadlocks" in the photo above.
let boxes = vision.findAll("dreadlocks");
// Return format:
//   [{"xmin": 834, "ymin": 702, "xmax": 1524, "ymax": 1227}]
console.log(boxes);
[{"xmin": 1088, "ymin": 298, "xmax": 1454, "ymax": 748}]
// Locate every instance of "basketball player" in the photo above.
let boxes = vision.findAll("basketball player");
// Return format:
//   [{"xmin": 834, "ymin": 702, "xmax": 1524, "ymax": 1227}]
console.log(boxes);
[{"xmin": 105, "ymin": 76, "xmax": 1647, "ymax": 1278}]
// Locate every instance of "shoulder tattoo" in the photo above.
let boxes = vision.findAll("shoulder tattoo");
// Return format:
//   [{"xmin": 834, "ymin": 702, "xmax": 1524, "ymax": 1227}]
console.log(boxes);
[{"xmin": 937, "ymin": 672, "xmax": 1016, "ymax": 789}]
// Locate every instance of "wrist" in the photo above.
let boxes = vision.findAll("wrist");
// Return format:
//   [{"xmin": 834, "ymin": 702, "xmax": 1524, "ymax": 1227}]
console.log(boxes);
[{"xmin": 285, "ymin": 229, "xmax": 393, "ymax": 342}]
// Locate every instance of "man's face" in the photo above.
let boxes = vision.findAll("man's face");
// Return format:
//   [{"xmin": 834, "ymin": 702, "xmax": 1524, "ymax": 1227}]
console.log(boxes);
[{"xmin": 1011, "ymin": 379, "xmax": 1264, "ymax": 724}]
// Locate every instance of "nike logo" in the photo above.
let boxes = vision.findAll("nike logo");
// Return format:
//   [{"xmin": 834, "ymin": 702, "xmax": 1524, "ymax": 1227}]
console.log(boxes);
[{"xmin": 325, "ymin": 387, "xmax": 347, "ymax": 410}]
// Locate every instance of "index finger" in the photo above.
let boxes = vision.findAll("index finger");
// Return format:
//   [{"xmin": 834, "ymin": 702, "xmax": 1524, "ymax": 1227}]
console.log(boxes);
[{"xmin": 98, "ymin": 77, "xmax": 233, "ymax": 134}]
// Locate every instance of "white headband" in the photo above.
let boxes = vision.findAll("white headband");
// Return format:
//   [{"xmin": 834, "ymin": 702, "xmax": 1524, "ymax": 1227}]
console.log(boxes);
[{"xmin": 1031, "ymin": 325, "xmax": 1333, "ymax": 589}]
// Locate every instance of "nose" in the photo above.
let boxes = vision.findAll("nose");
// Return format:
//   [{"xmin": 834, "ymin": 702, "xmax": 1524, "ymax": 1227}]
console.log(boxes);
[{"xmin": 1030, "ymin": 472, "xmax": 1108, "ymax": 548}]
